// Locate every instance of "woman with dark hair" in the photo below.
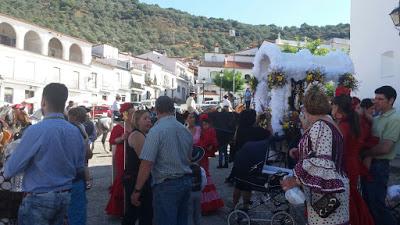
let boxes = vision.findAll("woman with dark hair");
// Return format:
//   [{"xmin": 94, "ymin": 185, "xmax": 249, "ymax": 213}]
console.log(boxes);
[
  {"xmin": 331, "ymin": 95, "xmax": 375, "ymax": 225},
  {"xmin": 281, "ymin": 85, "xmax": 349, "ymax": 225},
  {"xmin": 197, "ymin": 114, "xmax": 224, "ymax": 214},
  {"xmin": 226, "ymin": 109, "xmax": 270, "ymax": 184}
]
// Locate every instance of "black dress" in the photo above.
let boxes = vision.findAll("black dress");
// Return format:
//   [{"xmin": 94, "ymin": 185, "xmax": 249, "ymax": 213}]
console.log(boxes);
[{"xmin": 122, "ymin": 129, "xmax": 152, "ymax": 225}]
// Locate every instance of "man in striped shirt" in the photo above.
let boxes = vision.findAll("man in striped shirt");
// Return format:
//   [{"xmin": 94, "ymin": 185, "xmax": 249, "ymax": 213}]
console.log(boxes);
[{"xmin": 132, "ymin": 96, "xmax": 193, "ymax": 225}]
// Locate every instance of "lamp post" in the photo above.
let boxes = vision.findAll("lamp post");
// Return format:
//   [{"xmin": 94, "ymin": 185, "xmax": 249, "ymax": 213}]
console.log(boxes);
[
  {"xmin": 201, "ymin": 77, "xmax": 206, "ymax": 103},
  {"xmin": 219, "ymin": 70, "xmax": 223, "ymax": 102},
  {"xmin": 390, "ymin": 1, "xmax": 400, "ymax": 33}
]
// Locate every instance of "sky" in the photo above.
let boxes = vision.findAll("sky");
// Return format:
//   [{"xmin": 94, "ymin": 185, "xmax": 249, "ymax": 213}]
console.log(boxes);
[{"xmin": 139, "ymin": 0, "xmax": 350, "ymax": 27}]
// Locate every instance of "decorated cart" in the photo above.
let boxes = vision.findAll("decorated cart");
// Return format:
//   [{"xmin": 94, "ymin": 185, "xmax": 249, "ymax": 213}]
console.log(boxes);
[{"xmin": 252, "ymin": 42, "xmax": 356, "ymax": 135}]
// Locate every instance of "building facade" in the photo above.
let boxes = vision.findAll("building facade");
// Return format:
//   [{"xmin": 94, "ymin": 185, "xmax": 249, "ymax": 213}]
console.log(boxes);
[
  {"xmin": 197, "ymin": 47, "xmax": 255, "ymax": 103},
  {"xmin": 0, "ymin": 13, "xmax": 150, "ymax": 111},
  {"xmin": 350, "ymin": 0, "xmax": 400, "ymax": 108},
  {"xmin": 0, "ymin": 13, "xmax": 93, "ymax": 111},
  {"xmin": 138, "ymin": 51, "xmax": 195, "ymax": 103}
]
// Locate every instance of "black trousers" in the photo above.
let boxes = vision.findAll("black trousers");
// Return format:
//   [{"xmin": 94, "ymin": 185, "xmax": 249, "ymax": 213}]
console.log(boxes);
[{"xmin": 122, "ymin": 178, "xmax": 153, "ymax": 225}]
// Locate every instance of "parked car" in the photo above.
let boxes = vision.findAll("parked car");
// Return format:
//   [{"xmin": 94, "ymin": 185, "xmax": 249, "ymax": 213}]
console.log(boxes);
[{"xmin": 89, "ymin": 105, "xmax": 112, "ymax": 118}]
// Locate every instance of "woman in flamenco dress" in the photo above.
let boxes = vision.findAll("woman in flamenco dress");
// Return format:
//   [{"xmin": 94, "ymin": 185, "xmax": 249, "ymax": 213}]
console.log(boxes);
[
  {"xmin": 105, "ymin": 103, "xmax": 135, "ymax": 217},
  {"xmin": 196, "ymin": 113, "xmax": 224, "ymax": 214},
  {"xmin": 331, "ymin": 95, "xmax": 375, "ymax": 225}
]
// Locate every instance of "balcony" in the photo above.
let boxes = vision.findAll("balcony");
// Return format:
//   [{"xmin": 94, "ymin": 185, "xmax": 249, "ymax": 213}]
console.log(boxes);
[
  {"xmin": 131, "ymin": 81, "xmax": 144, "ymax": 90},
  {"xmin": 145, "ymin": 75, "xmax": 153, "ymax": 86}
]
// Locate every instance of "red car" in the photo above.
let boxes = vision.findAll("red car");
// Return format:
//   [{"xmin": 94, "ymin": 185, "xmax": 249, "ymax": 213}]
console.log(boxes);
[{"xmin": 89, "ymin": 105, "xmax": 112, "ymax": 118}]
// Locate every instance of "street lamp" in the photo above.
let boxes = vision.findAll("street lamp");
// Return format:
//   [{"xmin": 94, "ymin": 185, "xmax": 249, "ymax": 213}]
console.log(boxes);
[
  {"xmin": 219, "ymin": 70, "xmax": 223, "ymax": 102},
  {"xmin": 201, "ymin": 77, "xmax": 206, "ymax": 103},
  {"xmin": 390, "ymin": 1, "xmax": 400, "ymax": 33}
]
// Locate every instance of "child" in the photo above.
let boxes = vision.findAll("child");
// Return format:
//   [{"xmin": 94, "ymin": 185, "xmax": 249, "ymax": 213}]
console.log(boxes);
[{"xmin": 188, "ymin": 146, "xmax": 207, "ymax": 225}]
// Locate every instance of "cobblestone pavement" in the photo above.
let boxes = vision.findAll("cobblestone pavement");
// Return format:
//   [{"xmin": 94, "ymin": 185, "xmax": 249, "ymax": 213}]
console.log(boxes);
[
  {"xmin": 87, "ymin": 139, "xmax": 400, "ymax": 225},
  {"xmin": 87, "ymin": 141, "xmax": 234, "ymax": 225}
]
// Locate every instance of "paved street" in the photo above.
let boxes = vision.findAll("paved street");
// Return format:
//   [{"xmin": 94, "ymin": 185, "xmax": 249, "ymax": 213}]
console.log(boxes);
[
  {"xmin": 87, "ymin": 140, "xmax": 233, "ymax": 225},
  {"xmin": 86, "ymin": 139, "xmax": 400, "ymax": 225}
]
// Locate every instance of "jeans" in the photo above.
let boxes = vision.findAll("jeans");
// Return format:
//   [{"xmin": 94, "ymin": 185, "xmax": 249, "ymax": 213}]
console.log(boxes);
[
  {"xmin": 187, "ymin": 191, "xmax": 201, "ymax": 225},
  {"xmin": 362, "ymin": 159, "xmax": 397, "ymax": 225},
  {"xmin": 67, "ymin": 180, "xmax": 86, "ymax": 225},
  {"xmin": 245, "ymin": 101, "xmax": 251, "ymax": 109},
  {"xmin": 153, "ymin": 175, "xmax": 192, "ymax": 225},
  {"xmin": 18, "ymin": 191, "xmax": 71, "ymax": 225},
  {"xmin": 218, "ymin": 144, "xmax": 228, "ymax": 167}
]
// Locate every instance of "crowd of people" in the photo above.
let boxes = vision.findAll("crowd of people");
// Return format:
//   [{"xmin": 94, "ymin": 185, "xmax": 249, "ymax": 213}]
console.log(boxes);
[
  {"xmin": 281, "ymin": 85, "xmax": 400, "ymax": 225},
  {"xmin": 0, "ymin": 81, "xmax": 400, "ymax": 225}
]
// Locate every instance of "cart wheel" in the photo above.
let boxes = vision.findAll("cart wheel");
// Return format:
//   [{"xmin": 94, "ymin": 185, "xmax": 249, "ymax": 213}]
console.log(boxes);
[
  {"xmin": 227, "ymin": 209, "xmax": 250, "ymax": 225},
  {"xmin": 270, "ymin": 211, "xmax": 295, "ymax": 225}
]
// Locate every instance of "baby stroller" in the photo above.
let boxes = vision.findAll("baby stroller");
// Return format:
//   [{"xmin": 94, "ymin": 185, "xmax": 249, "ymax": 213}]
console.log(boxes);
[{"xmin": 227, "ymin": 139, "xmax": 296, "ymax": 225}]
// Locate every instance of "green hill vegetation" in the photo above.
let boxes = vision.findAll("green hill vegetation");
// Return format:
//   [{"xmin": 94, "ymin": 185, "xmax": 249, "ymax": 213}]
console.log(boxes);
[{"xmin": 0, "ymin": 0, "xmax": 350, "ymax": 58}]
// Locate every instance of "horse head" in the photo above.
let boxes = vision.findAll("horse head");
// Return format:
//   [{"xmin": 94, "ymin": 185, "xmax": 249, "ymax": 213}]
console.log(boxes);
[{"xmin": 0, "ymin": 106, "xmax": 14, "ymax": 128}]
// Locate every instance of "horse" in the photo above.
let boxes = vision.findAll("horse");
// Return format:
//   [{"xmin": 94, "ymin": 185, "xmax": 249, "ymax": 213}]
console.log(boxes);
[
  {"xmin": 93, "ymin": 116, "xmax": 112, "ymax": 152},
  {"xmin": 0, "ymin": 105, "xmax": 31, "ymax": 138}
]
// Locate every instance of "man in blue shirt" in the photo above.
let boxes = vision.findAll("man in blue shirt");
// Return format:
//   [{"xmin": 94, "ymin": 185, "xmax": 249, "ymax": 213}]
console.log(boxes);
[{"xmin": 4, "ymin": 83, "xmax": 85, "ymax": 225}]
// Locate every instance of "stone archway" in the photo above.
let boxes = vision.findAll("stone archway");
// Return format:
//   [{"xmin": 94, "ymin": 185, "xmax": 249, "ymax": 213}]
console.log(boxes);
[
  {"xmin": 0, "ymin": 22, "xmax": 16, "ymax": 47},
  {"xmin": 48, "ymin": 37, "xmax": 63, "ymax": 59},
  {"xmin": 69, "ymin": 43, "xmax": 82, "ymax": 63},
  {"xmin": 24, "ymin": 30, "xmax": 42, "ymax": 54}
]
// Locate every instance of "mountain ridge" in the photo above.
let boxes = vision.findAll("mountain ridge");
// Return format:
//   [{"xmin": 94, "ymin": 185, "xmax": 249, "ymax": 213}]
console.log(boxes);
[{"xmin": 0, "ymin": 0, "xmax": 350, "ymax": 58}]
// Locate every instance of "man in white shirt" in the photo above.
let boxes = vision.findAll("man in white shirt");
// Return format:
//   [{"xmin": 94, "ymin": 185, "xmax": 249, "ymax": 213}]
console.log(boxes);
[
  {"xmin": 222, "ymin": 95, "xmax": 232, "ymax": 111},
  {"xmin": 111, "ymin": 95, "xmax": 121, "ymax": 118},
  {"xmin": 186, "ymin": 92, "xmax": 197, "ymax": 113}
]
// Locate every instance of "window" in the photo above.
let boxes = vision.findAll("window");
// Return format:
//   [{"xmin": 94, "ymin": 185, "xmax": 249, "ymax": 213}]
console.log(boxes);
[
  {"xmin": 102, "ymin": 95, "xmax": 107, "ymax": 101},
  {"xmin": 182, "ymin": 87, "xmax": 186, "ymax": 99},
  {"xmin": 131, "ymin": 93, "xmax": 138, "ymax": 102},
  {"xmin": 90, "ymin": 73, "xmax": 98, "ymax": 88},
  {"xmin": 4, "ymin": 87, "xmax": 13, "ymax": 103},
  {"xmin": 177, "ymin": 85, "xmax": 181, "ymax": 93},
  {"xmin": 25, "ymin": 90, "xmax": 34, "ymax": 99},
  {"xmin": 146, "ymin": 91, "xmax": 151, "ymax": 100},
  {"xmin": 25, "ymin": 90, "xmax": 35, "ymax": 114},
  {"xmin": 210, "ymin": 71, "xmax": 220, "ymax": 80},
  {"xmin": 121, "ymin": 95, "xmax": 126, "ymax": 102},
  {"xmin": 381, "ymin": 51, "xmax": 396, "ymax": 78}
]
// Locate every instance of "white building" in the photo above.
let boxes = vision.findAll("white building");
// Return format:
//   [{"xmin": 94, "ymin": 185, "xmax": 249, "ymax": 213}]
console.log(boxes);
[
  {"xmin": 138, "ymin": 51, "xmax": 195, "ymax": 103},
  {"xmin": 198, "ymin": 47, "xmax": 255, "ymax": 103},
  {"xmin": 0, "ymin": 13, "xmax": 149, "ymax": 111},
  {"xmin": 351, "ymin": 0, "xmax": 400, "ymax": 108},
  {"xmin": 0, "ymin": 13, "xmax": 92, "ymax": 111}
]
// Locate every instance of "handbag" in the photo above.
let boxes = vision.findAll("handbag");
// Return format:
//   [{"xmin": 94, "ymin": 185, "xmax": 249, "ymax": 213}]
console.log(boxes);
[{"xmin": 311, "ymin": 193, "xmax": 340, "ymax": 218}]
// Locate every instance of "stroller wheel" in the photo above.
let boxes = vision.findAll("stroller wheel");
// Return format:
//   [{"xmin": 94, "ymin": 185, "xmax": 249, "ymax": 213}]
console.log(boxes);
[
  {"xmin": 227, "ymin": 209, "xmax": 250, "ymax": 225},
  {"xmin": 270, "ymin": 211, "xmax": 295, "ymax": 225}
]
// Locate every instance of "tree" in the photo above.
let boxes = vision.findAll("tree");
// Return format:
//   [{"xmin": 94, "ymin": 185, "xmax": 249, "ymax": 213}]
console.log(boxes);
[
  {"xmin": 280, "ymin": 38, "xmax": 330, "ymax": 56},
  {"xmin": 212, "ymin": 70, "xmax": 245, "ymax": 92},
  {"xmin": 304, "ymin": 38, "xmax": 329, "ymax": 56}
]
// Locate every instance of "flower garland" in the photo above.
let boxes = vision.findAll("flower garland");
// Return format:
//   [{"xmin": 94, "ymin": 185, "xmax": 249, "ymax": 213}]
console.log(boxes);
[
  {"xmin": 268, "ymin": 70, "xmax": 287, "ymax": 89},
  {"xmin": 281, "ymin": 111, "xmax": 300, "ymax": 131},
  {"xmin": 339, "ymin": 73, "xmax": 358, "ymax": 90},
  {"xmin": 305, "ymin": 68, "xmax": 325, "ymax": 85}
]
